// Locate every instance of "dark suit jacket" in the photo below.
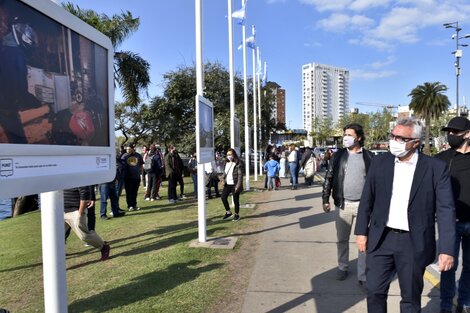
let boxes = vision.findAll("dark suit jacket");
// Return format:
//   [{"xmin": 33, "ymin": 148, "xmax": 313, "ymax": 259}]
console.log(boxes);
[{"xmin": 354, "ymin": 151, "xmax": 456, "ymax": 268}]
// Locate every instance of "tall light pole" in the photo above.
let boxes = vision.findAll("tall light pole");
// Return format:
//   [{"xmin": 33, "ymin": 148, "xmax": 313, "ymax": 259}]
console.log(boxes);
[{"xmin": 444, "ymin": 21, "xmax": 470, "ymax": 116}]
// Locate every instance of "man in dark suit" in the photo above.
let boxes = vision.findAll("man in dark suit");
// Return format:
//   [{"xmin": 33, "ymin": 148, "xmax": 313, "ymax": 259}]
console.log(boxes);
[{"xmin": 355, "ymin": 117, "xmax": 456, "ymax": 312}]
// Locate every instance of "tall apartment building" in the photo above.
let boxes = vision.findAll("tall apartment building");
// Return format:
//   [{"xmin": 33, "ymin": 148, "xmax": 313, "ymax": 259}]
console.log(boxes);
[
  {"xmin": 270, "ymin": 87, "xmax": 286, "ymax": 127},
  {"xmin": 302, "ymin": 63, "xmax": 349, "ymax": 133}
]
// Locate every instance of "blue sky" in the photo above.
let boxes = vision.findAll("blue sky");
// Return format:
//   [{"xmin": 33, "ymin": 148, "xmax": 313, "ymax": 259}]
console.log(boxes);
[{"xmin": 66, "ymin": 0, "xmax": 470, "ymax": 129}]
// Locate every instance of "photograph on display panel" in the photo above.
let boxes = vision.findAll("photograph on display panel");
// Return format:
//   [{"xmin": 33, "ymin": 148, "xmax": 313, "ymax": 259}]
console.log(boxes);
[{"xmin": 0, "ymin": 0, "xmax": 109, "ymax": 146}]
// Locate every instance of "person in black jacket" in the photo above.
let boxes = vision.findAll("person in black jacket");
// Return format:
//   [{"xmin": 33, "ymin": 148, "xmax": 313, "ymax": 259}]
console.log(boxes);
[
  {"xmin": 221, "ymin": 148, "xmax": 244, "ymax": 221},
  {"xmin": 322, "ymin": 123, "xmax": 374, "ymax": 284},
  {"xmin": 144, "ymin": 144, "xmax": 163, "ymax": 201},
  {"xmin": 64, "ymin": 186, "xmax": 110, "ymax": 261},
  {"xmin": 436, "ymin": 117, "xmax": 470, "ymax": 313}
]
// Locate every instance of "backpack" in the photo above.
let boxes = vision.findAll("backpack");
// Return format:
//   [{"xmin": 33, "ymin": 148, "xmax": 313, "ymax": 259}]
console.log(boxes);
[{"xmin": 143, "ymin": 154, "xmax": 153, "ymax": 173}]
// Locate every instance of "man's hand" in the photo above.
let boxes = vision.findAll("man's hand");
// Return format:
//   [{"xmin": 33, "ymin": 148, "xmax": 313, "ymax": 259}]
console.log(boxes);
[
  {"xmin": 438, "ymin": 254, "xmax": 454, "ymax": 272},
  {"xmin": 322, "ymin": 203, "xmax": 331, "ymax": 213},
  {"xmin": 356, "ymin": 235, "xmax": 368, "ymax": 253},
  {"xmin": 87, "ymin": 200, "xmax": 95, "ymax": 208}
]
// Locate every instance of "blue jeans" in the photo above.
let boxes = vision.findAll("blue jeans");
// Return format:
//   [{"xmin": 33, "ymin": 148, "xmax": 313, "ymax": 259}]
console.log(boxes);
[
  {"xmin": 100, "ymin": 182, "xmax": 121, "ymax": 217},
  {"xmin": 289, "ymin": 163, "xmax": 298, "ymax": 186},
  {"xmin": 441, "ymin": 221, "xmax": 470, "ymax": 310}
]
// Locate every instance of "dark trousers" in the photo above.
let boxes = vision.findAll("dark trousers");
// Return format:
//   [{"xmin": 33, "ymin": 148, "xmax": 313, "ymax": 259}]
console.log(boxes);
[
  {"xmin": 87, "ymin": 205, "xmax": 95, "ymax": 231},
  {"xmin": 145, "ymin": 173, "xmax": 159, "ymax": 199},
  {"xmin": 167, "ymin": 174, "xmax": 178, "ymax": 201},
  {"xmin": 366, "ymin": 229, "xmax": 425, "ymax": 313},
  {"xmin": 221, "ymin": 184, "xmax": 240, "ymax": 214},
  {"xmin": 124, "ymin": 178, "xmax": 140, "ymax": 208},
  {"xmin": 177, "ymin": 174, "xmax": 184, "ymax": 196},
  {"xmin": 99, "ymin": 182, "xmax": 121, "ymax": 216},
  {"xmin": 116, "ymin": 176, "xmax": 125, "ymax": 197}
]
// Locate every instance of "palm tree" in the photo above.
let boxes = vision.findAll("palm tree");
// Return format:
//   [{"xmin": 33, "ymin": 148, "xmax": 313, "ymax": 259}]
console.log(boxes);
[
  {"xmin": 408, "ymin": 82, "xmax": 451, "ymax": 155},
  {"xmin": 63, "ymin": 2, "xmax": 150, "ymax": 107}
]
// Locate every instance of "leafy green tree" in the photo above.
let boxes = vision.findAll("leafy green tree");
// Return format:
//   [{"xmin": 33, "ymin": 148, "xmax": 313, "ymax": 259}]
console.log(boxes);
[
  {"xmin": 259, "ymin": 81, "xmax": 281, "ymax": 148},
  {"xmin": 310, "ymin": 116, "xmax": 335, "ymax": 146},
  {"xmin": 63, "ymin": 2, "xmax": 150, "ymax": 106},
  {"xmin": 408, "ymin": 82, "xmax": 451, "ymax": 155},
  {"xmin": 148, "ymin": 62, "xmax": 246, "ymax": 153}
]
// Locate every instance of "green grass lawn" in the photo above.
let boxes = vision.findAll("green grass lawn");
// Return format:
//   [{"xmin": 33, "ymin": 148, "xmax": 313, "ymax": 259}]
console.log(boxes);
[{"xmin": 0, "ymin": 177, "xmax": 261, "ymax": 312}]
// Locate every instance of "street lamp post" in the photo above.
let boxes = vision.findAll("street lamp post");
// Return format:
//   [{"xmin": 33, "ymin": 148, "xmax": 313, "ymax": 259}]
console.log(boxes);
[{"xmin": 444, "ymin": 21, "xmax": 470, "ymax": 116}]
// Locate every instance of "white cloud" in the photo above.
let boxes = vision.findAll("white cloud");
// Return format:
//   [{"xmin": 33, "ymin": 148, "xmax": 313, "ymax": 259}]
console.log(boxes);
[
  {"xmin": 350, "ymin": 69, "xmax": 397, "ymax": 80},
  {"xmin": 304, "ymin": 0, "xmax": 470, "ymax": 50},
  {"xmin": 299, "ymin": 0, "xmax": 351, "ymax": 12},
  {"xmin": 304, "ymin": 42, "xmax": 323, "ymax": 47},
  {"xmin": 367, "ymin": 56, "xmax": 396, "ymax": 69},
  {"xmin": 316, "ymin": 13, "xmax": 374, "ymax": 32},
  {"xmin": 349, "ymin": 0, "xmax": 392, "ymax": 11}
]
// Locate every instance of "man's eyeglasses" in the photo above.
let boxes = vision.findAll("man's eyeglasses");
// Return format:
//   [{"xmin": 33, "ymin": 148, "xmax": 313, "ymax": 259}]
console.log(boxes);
[{"xmin": 389, "ymin": 134, "xmax": 418, "ymax": 143}]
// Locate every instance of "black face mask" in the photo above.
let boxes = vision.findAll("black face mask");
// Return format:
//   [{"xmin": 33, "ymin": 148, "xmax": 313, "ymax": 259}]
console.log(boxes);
[{"xmin": 447, "ymin": 134, "xmax": 465, "ymax": 148}]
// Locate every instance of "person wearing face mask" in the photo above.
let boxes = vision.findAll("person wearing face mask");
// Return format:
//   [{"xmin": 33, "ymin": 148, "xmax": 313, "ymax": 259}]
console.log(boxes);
[
  {"xmin": 221, "ymin": 148, "xmax": 244, "ymax": 221},
  {"xmin": 435, "ymin": 116, "xmax": 470, "ymax": 313},
  {"xmin": 355, "ymin": 117, "xmax": 456, "ymax": 313},
  {"xmin": 322, "ymin": 123, "xmax": 374, "ymax": 284}
]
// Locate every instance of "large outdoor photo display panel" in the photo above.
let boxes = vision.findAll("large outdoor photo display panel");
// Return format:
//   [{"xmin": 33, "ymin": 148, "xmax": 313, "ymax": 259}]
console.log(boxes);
[
  {"xmin": 196, "ymin": 95, "xmax": 214, "ymax": 164},
  {"xmin": 0, "ymin": 0, "xmax": 115, "ymax": 198}
]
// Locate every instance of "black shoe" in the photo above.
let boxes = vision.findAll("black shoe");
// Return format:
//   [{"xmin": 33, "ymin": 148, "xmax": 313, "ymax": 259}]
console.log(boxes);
[
  {"xmin": 113, "ymin": 212, "xmax": 125, "ymax": 218},
  {"xmin": 100, "ymin": 215, "xmax": 109, "ymax": 220},
  {"xmin": 118, "ymin": 209, "xmax": 126, "ymax": 213},
  {"xmin": 456, "ymin": 306, "xmax": 470, "ymax": 313},
  {"xmin": 336, "ymin": 269, "xmax": 348, "ymax": 281},
  {"xmin": 215, "ymin": 194, "xmax": 221, "ymax": 198},
  {"xmin": 233, "ymin": 214, "xmax": 240, "ymax": 222},
  {"xmin": 100, "ymin": 243, "xmax": 110, "ymax": 261},
  {"xmin": 222, "ymin": 212, "xmax": 233, "ymax": 220}
]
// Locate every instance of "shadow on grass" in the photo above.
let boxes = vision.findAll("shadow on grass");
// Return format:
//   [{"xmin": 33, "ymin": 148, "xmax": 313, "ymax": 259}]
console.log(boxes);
[
  {"xmin": 0, "ymin": 261, "xmax": 43, "ymax": 273},
  {"xmin": 68, "ymin": 260, "xmax": 223, "ymax": 313}
]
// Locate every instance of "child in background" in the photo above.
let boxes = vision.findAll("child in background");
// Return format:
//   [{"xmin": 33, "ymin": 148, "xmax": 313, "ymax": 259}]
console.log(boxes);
[{"xmin": 263, "ymin": 153, "xmax": 280, "ymax": 191}]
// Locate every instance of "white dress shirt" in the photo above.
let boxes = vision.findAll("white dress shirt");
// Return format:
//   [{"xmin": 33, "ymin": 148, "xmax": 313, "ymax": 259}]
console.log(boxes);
[{"xmin": 386, "ymin": 151, "xmax": 419, "ymax": 231}]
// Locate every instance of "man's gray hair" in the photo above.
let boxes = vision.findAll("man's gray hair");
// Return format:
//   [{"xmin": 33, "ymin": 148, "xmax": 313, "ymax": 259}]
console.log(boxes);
[{"xmin": 396, "ymin": 117, "xmax": 423, "ymax": 140}]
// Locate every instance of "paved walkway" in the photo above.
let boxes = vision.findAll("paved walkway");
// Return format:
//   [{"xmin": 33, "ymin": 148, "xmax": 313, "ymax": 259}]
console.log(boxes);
[{"xmin": 241, "ymin": 175, "xmax": 441, "ymax": 313}]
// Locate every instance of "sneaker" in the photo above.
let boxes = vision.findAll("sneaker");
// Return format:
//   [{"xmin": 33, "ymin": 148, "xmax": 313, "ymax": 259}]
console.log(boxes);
[
  {"xmin": 145, "ymin": 197, "xmax": 150, "ymax": 201},
  {"xmin": 118, "ymin": 208, "xmax": 126, "ymax": 213},
  {"xmin": 156, "ymin": 195, "xmax": 161, "ymax": 200},
  {"xmin": 100, "ymin": 215, "xmax": 109, "ymax": 220},
  {"xmin": 100, "ymin": 243, "xmax": 110, "ymax": 261},
  {"xmin": 128, "ymin": 207, "xmax": 135, "ymax": 211},
  {"xmin": 233, "ymin": 214, "xmax": 240, "ymax": 222},
  {"xmin": 180, "ymin": 195, "xmax": 187, "ymax": 199},
  {"xmin": 135, "ymin": 207, "xmax": 141, "ymax": 211},
  {"xmin": 222, "ymin": 212, "xmax": 233, "ymax": 220},
  {"xmin": 336, "ymin": 269, "xmax": 348, "ymax": 281},
  {"xmin": 168, "ymin": 199, "xmax": 176, "ymax": 204},
  {"xmin": 84, "ymin": 243, "xmax": 91, "ymax": 247},
  {"xmin": 150, "ymin": 198, "xmax": 155, "ymax": 201}
]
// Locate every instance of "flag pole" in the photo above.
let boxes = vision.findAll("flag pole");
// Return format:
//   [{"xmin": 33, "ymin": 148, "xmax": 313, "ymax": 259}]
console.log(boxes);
[
  {"xmin": 242, "ymin": 0, "xmax": 250, "ymax": 191},
  {"xmin": 228, "ymin": 0, "xmax": 235, "ymax": 149},
  {"xmin": 195, "ymin": 0, "xmax": 207, "ymax": 243},
  {"xmin": 251, "ymin": 25, "xmax": 258, "ymax": 181},
  {"xmin": 257, "ymin": 47, "xmax": 263, "ymax": 176}
]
